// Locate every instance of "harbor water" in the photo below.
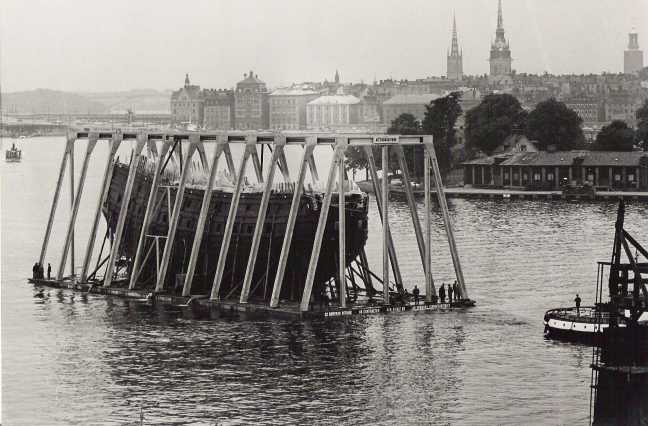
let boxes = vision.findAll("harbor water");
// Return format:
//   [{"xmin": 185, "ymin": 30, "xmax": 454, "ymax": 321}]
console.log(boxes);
[{"xmin": 3, "ymin": 136, "xmax": 648, "ymax": 425}]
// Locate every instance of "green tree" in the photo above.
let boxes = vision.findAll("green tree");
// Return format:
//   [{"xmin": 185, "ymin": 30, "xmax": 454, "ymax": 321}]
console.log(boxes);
[
  {"xmin": 421, "ymin": 91, "xmax": 463, "ymax": 174},
  {"xmin": 636, "ymin": 99, "xmax": 648, "ymax": 151},
  {"xmin": 526, "ymin": 98, "xmax": 584, "ymax": 150},
  {"xmin": 592, "ymin": 120, "xmax": 636, "ymax": 151},
  {"xmin": 464, "ymin": 94, "xmax": 526, "ymax": 155}
]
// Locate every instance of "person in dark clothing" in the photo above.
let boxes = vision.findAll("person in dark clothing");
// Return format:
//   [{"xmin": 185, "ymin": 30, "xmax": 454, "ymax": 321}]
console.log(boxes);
[
  {"xmin": 32, "ymin": 262, "xmax": 39, "ymax": 279},
  {"xmin": 412, "ymin": 285, "xmax": 420, "ymax": 305},
  {"xmin": 575, "ymin": 294, "xmax": 582, "ymax": 316},
  {"xmin": 47, "ymin": 263, "xmax": 52, "ymax": 280},
  {"xmin": 38, "ymin": 264, "xmax": 44, "ymax": 279},
  {"xmin": 447, "ymin": 284, "xmax": 453, "ymax": 304},
  {"xmin": 439, "ymin": 283, "xmax": 446, "ymax": 303},
  {"xmin": 451, "ymin": 281, "xmax": 457, "ymax": 301}
]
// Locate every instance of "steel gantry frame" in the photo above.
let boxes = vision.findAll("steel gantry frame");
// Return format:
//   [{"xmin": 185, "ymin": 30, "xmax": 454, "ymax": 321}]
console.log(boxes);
[{"xmin": 37, "ymin": 128, "xmax": 469, "ymax": 312}]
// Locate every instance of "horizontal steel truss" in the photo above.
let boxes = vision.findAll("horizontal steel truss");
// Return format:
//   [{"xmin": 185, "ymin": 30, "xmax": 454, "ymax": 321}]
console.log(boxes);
[{"xmin": 39, "ymin": 128, "xmax": 468, "ymax": 312}]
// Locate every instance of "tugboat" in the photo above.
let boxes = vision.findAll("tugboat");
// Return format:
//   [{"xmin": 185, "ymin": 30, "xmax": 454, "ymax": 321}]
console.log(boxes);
[
  {"xmin": 543, "ymin": 201, "xmax": 648, "ymax": 343},
  {"xmin": 5, "ymin": 142, "xmax": 22, "ymax": 162}
]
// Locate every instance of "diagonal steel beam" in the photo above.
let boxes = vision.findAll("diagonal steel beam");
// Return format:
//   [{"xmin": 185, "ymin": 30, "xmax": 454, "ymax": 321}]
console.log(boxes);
[
  {"xmin": 81, "ymin": 133, "xmax": 122, "ymax": 282},
  {"xmin": 128, "ymin": 138, "xmax": 172, "ymax": 289},
  {"xmin": 56, "ymin": 133, "xmax": 98, "ymax": 280},
  {"xmin": 423, "ymin": 137, "xmax": 468, "ymax": 299},
  {"xmin": 240, "ymin": 139, "xmax": 284, "ymax": 303},
  {"xmin": 270, "ymin": 139, "xmax": 315, "ymax": 308},
  {"xmin": 103, "ymin": 135, "xmax": 147, "ymax": 287},
  {"xmin": 154, "ymin": 136, "xmax": 197, "ymax": 292},
  {"xmin": 210, "ymin": 137, "xmax": 254, "ymax": 300},
  {"xmin": 182, "ymin": 138, "xmax": 226, "ymax": 296},
  {"xmin": 39, "ymin": 132, "xmax": 75, "ymax": 267},
  {"xmin": 300, "ymin": 144, "xmax": 343, "ymax": 312}
]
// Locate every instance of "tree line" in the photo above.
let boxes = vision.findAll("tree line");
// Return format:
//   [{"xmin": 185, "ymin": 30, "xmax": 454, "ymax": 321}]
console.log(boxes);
[{"xmin": 346, "ymin": 93, "xmax": 648, "ymax": 178}]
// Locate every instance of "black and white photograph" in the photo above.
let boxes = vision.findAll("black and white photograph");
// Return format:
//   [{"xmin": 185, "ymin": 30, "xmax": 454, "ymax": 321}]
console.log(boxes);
[{"xmin": 1, "ymin": 0, "xmax": 648, "ymax": 424}]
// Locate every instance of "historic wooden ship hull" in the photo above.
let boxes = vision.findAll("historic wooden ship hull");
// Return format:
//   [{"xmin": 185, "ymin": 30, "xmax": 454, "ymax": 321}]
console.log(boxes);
[{"xmin": 104, "ymin": 162, "xmax": 369, "ymax": 303}]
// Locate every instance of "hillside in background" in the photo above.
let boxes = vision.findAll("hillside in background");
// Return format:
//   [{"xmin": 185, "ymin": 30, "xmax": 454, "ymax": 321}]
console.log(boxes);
[{"xmin": 2, "ymin": 88, "xmax": 171, "ymax": 114}]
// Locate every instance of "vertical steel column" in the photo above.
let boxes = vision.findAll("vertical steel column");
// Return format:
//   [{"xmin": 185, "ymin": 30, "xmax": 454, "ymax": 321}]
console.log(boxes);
[
  {"xmin": 182, "ymin": 139, "xmax": 226, "ymax": 296},
  {"xmin": 128, "ymin": 138, "xmax": 172, "ymax": 289},
  {"xmin": 154, "ymin": 137, "xmax": 197, "ymax": 292},
  {"xmin": 394, "ymin": 145, "xmax": 433, "ymax": 293},
  {"xmin": 210, "ymin": 138, "xmax": 253, "ymax": 301},
  {"xmin": 56, "ymin": 134, "xmax": 98, "ymax": 281},
  {"xmin": 39, "ymin": 133, "xmax": 74, "ymax": 266},
  {"xmin": 300, "ymin": 146, "xmax": 342, "ymax": 312},
  {"xmin": 424, "ymin": 137, "xmax": 469, "ymax": 300},
  {"xmin": 240, "ymin": 140, "xmax": 284, "ymax": 303},
  {"xmin": 69, "ymin": 136, "xmax": 76, "ymax": 276},
  {"xmin": 81, "ymin": 133, "xmax": 122, "ymax": 282},
  {"xmin": 270, "ymin": 141, "xmax": 314, "ymax": 308},
  {"xmin": 363, "ymin": 147, "xmax": 404, "ymax": 292},
  {"xmin": 381, "ymin": 145, "xmax": 390, "ymax": 304},
  {"xmin": 103, "ymin": 136, "xmax": 147, "ymax": 287},
  {"xmin": 424, "ymin": 152, "xmax": 433, "ymax": 302},
  {"xmin": 338, "ymin": 140, "xmax": 347, "ymax": 308}
]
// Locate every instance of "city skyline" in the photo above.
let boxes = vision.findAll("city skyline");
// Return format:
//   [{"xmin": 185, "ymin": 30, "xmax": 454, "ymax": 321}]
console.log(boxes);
[{"xmin": 1, "ymin": 0, "xmax": 646, "ymax": 93}]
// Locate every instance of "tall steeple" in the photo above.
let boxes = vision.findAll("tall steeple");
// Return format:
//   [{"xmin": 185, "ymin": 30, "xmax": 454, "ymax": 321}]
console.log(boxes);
[
  {"xmin": 447, "ymin": 13, "xmax": 463, "ymax": 80},
  {"xmin": 184, "ymin": 73, "xmax": 190, "ymax": 87},
  {"xmin": 334, "ymin": 69, "xmax": 340, "ymax": 84},
  {"xmin": 489, "ymin": 0, "xmax": 512, "ymax": 80},
  {"xmin": 450, "ymin": 14, "xmax": 460, "ymax": 56},
  {"xmin": 495, "ymin": 0, "xmax": 506, "ymax": 43}
]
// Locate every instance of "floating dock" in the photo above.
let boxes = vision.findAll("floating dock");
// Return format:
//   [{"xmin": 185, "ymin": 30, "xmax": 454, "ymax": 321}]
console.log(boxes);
[{"xmin": 30, "ymin": 129, "xmax": 474, "ymax": 320}]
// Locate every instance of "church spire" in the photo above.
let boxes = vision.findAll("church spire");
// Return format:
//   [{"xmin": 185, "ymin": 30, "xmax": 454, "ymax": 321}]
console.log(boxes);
[
  {"xmin": 334, "ymin": 69, "xmax": 340, "ymax": 84},
  {"xmin": 497, "ymin": 0, "xmax": 503, "ymax": 30},
  {"xmin": 184, "ymin": 73, "xmax": 190, "ymax": 87},
  {"xmin": 450, "ymin": 13, "xmax": 460, "ymax": 56}
]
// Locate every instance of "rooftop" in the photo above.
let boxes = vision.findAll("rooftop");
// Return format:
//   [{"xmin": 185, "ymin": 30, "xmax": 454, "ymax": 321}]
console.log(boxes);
[
  {"xmin": 308, "ymin": 95, "xmax": 361, "ymax": 105},
  {"xmin": 383, "ymin": 94, "xmax": 441, "ymax": 105}
]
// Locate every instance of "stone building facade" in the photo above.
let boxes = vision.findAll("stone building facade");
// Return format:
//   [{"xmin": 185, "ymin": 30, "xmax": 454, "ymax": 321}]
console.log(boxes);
[
  {"xmin": 269, "ymin": 88, "xmax": 320, "ymax": 130},
  {"xmin": 234, "ymin": 70, "xmax": 269, "ymax": 130},
  {"xmin": 382, "ymin": 94, "xmax": 440, "ymax": 125},
  {"xmin": 306, "ymin": 93, "xmax": 361, "ymax": 129},
  {"xmin": 170, "ymin": 74, "xmax": 203, "ymax": 125},
  {"xmin": 203, "ymin": 89, "xmax": 234, "ymax": 129}
]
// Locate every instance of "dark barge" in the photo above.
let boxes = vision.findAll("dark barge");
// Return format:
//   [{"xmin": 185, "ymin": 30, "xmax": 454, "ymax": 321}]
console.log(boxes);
[{"xmin": 102, "ymin": 160, "xmax": 369, "ymax": 304}]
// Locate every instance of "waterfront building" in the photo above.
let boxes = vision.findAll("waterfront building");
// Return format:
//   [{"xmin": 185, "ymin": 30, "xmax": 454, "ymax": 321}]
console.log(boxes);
[
  {"xmin": 306, "ymin": 90, "xmax": 361, "ymax": 129},
  {"xmin": 203, "ymin": 89, "xmax": 234, "ymax": 130},
  {"xmin": 447, "ymin": 15, "xmax": 463, "ymax": 81},
  {"xmin": 463, "ymin": 149, "xmax": 648, "ymax": 190},
  {"xmin": 234, "ymin": 70, "xmax": 269, "ymax": 130},
  {"xmin": 170, "ymin": 74, "xmax": 204, "ymax": 125},
  {"xmin": 382, "ymin": 94, "xmax": 440, "ymax": 125},
  {"xmin": 269, "ymin": 88, "xmax": 320, "ymax": 130},
  {"xmin": 624, "ymin": 30, "xmax": 644, "ymax": 75},
  {"xmin": 489, "ymin": 0, "xmax": 512, "ymax": 82}
]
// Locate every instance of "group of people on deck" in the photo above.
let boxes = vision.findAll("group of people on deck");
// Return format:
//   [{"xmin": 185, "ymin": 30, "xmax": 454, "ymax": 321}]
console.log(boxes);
[
  {"xmin": 32, "ymin": 262, "xmax": 52, "ymax": 280},
  {"xmin": 411, "ymin": 280, "xmax": 461, "ymax": 305},
  {"xmin": 438, "ymin": 281, "xmax": 461, "ymax": 304}
]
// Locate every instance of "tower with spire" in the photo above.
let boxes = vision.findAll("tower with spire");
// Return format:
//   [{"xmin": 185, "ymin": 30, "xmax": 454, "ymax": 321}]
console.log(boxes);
[
  {"xmin": 489, "ymin": 0, "xmax": 512, "ymax": 80},
  {"xmin": 447, "ymin": 14, "xmax": 463, "ymax": 81},
  {"xmin": 624, "ymin": 28, "xmax": 644, "ymax": 75}
]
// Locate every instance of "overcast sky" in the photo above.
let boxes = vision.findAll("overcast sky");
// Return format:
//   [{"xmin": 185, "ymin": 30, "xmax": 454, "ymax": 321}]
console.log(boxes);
[{"xmin": 1, "ymin": 0, "xmax": 646, "ymax": 93}]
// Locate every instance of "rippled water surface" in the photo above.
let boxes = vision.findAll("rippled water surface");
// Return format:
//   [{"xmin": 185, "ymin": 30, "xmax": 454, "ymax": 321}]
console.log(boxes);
[{"xmin": 3, "ymin": 137, "xmax": 647, "ymax": 425}]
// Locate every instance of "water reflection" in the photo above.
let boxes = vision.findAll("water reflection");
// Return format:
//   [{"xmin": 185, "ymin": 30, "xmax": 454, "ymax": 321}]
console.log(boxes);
[{"xmin": 3, "ymin": 137, "xmax": 647, "ymax": 424}]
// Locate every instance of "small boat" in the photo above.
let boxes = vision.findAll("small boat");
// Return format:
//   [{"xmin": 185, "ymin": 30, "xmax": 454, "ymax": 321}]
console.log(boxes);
[
  {"xmin": 543, "ymin": 305, "xmax": 620, "ymax": 342},
  {"xmin": 5, "ymin": 143, "xmax": 22, "ymax": 162},
  {"xmin": 543, "ymin": 201, "xmax": 648, "ymax": 344}
]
